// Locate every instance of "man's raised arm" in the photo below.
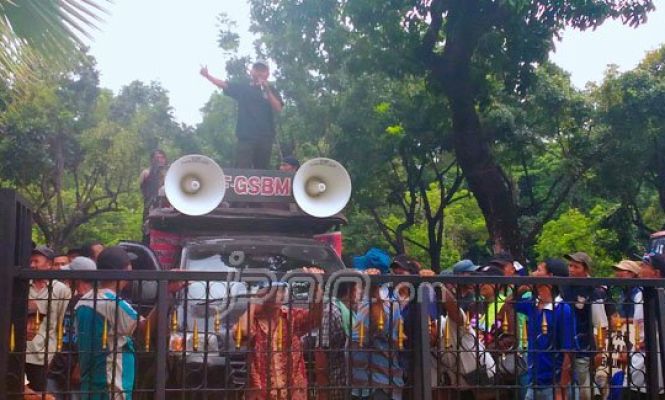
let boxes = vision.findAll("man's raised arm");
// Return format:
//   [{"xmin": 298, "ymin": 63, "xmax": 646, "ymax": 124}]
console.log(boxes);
[{"xmin": 200, "ymin": 66, "xmax": 228, "ymax": 90}]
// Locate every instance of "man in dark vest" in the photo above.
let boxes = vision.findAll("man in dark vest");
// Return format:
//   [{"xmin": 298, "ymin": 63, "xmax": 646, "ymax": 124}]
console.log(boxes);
[{"xmin": 200, "ymin": 60, "xmax": 284, "ymax": 169}]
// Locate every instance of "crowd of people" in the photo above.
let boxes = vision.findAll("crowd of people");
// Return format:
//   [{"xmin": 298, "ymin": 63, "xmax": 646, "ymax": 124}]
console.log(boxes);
[{"xmin": 19, "ymin": 240, "xmax": 665, "ymax": 400}]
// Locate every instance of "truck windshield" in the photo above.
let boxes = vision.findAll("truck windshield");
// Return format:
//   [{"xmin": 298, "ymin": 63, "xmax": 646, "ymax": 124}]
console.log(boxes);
[{"xmin": 184, "ymin": 242, "xmax": 342, "ymax": 272}]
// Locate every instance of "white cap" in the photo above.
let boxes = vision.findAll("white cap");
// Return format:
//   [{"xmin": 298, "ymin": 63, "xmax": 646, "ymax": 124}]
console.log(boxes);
[{"xmin": 61, "ymin": 256, "xmax": 96, "ymax": 271}]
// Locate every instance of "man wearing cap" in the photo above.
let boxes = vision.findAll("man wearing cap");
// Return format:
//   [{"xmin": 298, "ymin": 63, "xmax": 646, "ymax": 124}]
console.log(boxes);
[
  {"xmin": 26, "ymin": 246, "xmax": 72, "ymax": 392},
  {"xmin": 75, "ymin": 247, "xmax": 182, "ymax": 400},
  {"xmin": 564, "ymin": 252, "xmax": 608, "ymax": 400},
  {"xmin": 200, "ymin": 60, "xmax": 284, "ymax": 170},
  {"xmin": 46, "ymin": 257, "xmax": 97, "ymax": 399},
  {"xmin": 592, "ymin": 261, "xmax": 642, "ymax": 400},
  {"xmin": 449, "ymin": 259, "xmax": 480, "ymax": 313}
]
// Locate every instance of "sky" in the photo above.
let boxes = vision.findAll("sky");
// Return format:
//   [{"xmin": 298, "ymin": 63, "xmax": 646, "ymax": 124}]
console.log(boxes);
[{"xmin": 86, "ymin": 1, "xmax": 665, "ymax": 126}]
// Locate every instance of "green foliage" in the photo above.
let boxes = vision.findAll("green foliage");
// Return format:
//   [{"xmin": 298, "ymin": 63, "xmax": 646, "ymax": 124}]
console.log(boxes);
[
  {"xmin": 0, "ymin": 54, "xmax": 189, "ymax": 250},
  {"xmin": 0, "ymin": 1, "xmax": 110, "ymax": 84},
  {"xmin": 66, "ymin": 193, "xmax": 143, "ymax": 248},
  {"xmin": 193, "ymin": 92, "xmax": 239, "ymax": 168},
  {"xmin": 535, "ymin": 207, "xmax": 619, "ymax": 276}
]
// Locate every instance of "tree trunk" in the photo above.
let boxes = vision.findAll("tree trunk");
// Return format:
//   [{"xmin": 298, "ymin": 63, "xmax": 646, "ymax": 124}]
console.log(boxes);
[{"xmin": 429, "ymin": 2, "xmax": 524, "ymax": 260}]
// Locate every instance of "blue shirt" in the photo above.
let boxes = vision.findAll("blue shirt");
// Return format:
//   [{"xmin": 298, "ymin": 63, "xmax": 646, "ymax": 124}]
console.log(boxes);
[{"xmin": 515, "ymin": 297, "xmax": 574, "ymax": 386}]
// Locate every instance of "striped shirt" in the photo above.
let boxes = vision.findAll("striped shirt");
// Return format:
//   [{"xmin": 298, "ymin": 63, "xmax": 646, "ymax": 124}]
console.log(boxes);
[
  {"xmin": 350, "ymin": 297, "xmax": 404, "ymax": 400},
  {"xmin": 75, "ymin": 288, "xmax": 138, "ymax": 400}
]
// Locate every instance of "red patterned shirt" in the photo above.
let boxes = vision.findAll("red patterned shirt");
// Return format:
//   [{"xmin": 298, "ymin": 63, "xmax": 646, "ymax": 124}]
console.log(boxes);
[{"xmin": 246, "ymin": 307, "xmax": 314, "ymax": 400}]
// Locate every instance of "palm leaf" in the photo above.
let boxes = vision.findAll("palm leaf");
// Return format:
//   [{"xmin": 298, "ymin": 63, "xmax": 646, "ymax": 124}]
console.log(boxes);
[{"xmin": 0, "ymin": 0, "xmax": 111, "ymax": 84}]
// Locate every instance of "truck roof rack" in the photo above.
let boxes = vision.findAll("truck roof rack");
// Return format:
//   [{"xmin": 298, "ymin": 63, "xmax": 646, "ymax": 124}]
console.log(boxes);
[{"xmin": 148, "ymin": 206, "xmax": 346, "ymax": 236}]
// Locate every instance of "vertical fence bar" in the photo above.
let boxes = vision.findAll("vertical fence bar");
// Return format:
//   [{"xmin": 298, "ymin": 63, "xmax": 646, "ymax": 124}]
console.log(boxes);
[
  {"xmin": 655, "ymin": 288, "xmax": 665, "ymax": 389},
  {"xmin": 413, "ymin": 283, "xmax": 433, "ymax": 400},
  {"xmin": 155, "ymin": 280, "xmax": 169, "ymax": 400},
  {"xmin": 644, "ymin": 287, "xmax": 660, "ymax": 400}
]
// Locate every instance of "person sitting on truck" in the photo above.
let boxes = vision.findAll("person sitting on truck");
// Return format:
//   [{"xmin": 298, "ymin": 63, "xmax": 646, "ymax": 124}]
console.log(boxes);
[{"xmin": 234, "ymin": 266, "xmax": 324, "ymax": 400}]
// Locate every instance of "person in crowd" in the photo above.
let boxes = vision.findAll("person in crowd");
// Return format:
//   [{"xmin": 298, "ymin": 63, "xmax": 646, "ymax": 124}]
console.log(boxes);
[
  {"xmin": 446, "ymin": 259, "xmax": 481, "ymax": 313},
  {"xmin": 564, "ymin": 252, "xmax": 608, "ymax": 400},
  {"xmin": 317, "ymin": 279, "xmax": 363, "ymax": 400},
  {"xmin": 80, "ymin": 242, "xmax": 104, "ymax": 262},
  {"xmin": 46, "ymin": 257, "xmax": 97, "ymax": 400},
  {"xmin": 53, "ymin": 255, "xmax": 70, "ymax": 270},
  {"xmin": 513, "ymin": 259, "xmax": 574, "ymax": 400},
  {"xmin": 279, "ymin": 156, "xmax": 300, "ymax": 173},
  {"xmin": 26, "ymin": 246, "xmax": 72, "ymax": 393},
  {"xmin": 473, "ymin": 265, "xmax": 515, "ymax": 338},
  {"xmin": 436, "ymin": 271, "xmax": 497, "ymax": 400},
  {"xmin": 200, "ymin": 60, "xmax": 284, "ymax": 170},
  {"xmin": 75, "ymin": 246, "xmax": 182, "ymax": 400},
  {"xmin": 349, "ymin": 264, "xmax": 405, "ymax": 400},
  {"xmin": 610, "ymin": 260, "xmax": 643, "ymax": 323},
  {"xmin": 626, "ymin": 253, "xmax": 665, "ymax": 399},
  {"xmin": 388, "ymin": 254, "xmax": 436, "ymax": 398},
  {"xmin": 594, "ymin": 260, "xmax": 642, "ymax": 400},
  {"xmin": 234, "ymin": 267, "xmax": 324, "ymax": 400},
  {"xmin": 139, "ymin": 149, "xmax": 168, "ymax": 232}
]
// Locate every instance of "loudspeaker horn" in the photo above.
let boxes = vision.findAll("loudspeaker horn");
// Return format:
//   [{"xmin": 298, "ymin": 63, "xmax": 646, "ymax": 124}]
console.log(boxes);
[
  {"xmin": 164, "ymin": 155, "xmax": 226, "ymax": 216},
  {"xmin": 293, "ymin": 158, "xmax": 352, "ymax": 218}
]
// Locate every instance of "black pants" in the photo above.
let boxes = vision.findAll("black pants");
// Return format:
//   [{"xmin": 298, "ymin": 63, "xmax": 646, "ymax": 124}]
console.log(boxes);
[
  {"xmin": 235, "ymin": 137, "xmax": 274, "ymax": 169},
  {"xmin": 25, "ymin": 363, "xmax": 46, "ymax": 391}
]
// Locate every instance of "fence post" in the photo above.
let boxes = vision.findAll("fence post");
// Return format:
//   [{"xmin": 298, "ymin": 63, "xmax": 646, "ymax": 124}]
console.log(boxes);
[
  {"xmin": 154, "ymin": 280, "xmax": 169, "ymax": 400},
  {"xmin": 644, "ymin": 287, "xmax": 662, "ymax": 400},
  {"xmin": 655, "ymin": 288, "xmax": 665, "ymax": 390},
  {"xmin": 0, "ymin": 190, "xmax": 32, "ymax": 400},
  {"xmin": 413, "ymin": 284, "xmax": 433, "ymax": 400}
]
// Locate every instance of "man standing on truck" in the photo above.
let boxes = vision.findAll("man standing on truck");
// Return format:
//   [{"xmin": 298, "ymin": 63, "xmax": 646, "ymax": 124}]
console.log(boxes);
[
  {"xmin": 139, "ymin": 149, "xmax": 168, "ymax": 242},
  {"xmin": 200, "ymin": 60, "xmax": 284, "ymax": 170}
]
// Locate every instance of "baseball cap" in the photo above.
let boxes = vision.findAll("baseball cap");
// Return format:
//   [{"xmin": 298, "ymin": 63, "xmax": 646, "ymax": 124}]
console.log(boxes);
[
  {"xmin": 32, "ymin": 245, "xmax": 55, "ymax": 260},
  {"xmin": 252, "ymin": 59, "xmax": 269, "ymax": 69},
  {"xmin": 612, "ymin": 260, "xmax": 641, "ymax": 275},
  {"xmin": 390, "ymin": 254, "xmax": 421, "ymax": 275},
  {"xmin": 488, "ymin": 252, "xmax": 513, "ymax": 268},
  {"xmin": 452, "ymin": 259, "xmax": 480, "ymax": 274},
  {"xmin": 474, "ymin": 265, "xmax": 504, "ymax": 277},
  {"xmin": 565, "ymin": 252, "xmax": 593, "ymax": 270},
  {"xmin": 97, "ymin": 246, "xmax": 131, "ymax": 271},
  {"xmin": 544, "ymin": 258, "xmax": 569, "ymax": 277},
  {"xmin": 644, "ymin": 253, "xmax": 665, "ymax": 275},
  {"xmin": 61, "ymin": 256, "xmax": 97, "ymax": 271},
  {"xmin": 281, "ymin": 156, "xmax": 300, "ymax": 169}
]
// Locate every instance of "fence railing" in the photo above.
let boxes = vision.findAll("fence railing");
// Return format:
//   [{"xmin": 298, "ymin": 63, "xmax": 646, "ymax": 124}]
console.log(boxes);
[{"xmin": 2, "ymin": 269, "xmax": 665, "ymax": 400}]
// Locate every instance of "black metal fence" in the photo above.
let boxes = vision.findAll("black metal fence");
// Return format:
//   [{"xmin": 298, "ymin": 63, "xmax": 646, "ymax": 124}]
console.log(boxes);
[{"xmin": 2, "ymin": 268, "xmax": 665, "ymax": 400}]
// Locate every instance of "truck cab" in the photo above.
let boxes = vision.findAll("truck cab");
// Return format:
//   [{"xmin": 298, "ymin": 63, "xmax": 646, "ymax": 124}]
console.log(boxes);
[{"xmin": 141, "ymin": 171, "xmax": 348, "ymax": 396}]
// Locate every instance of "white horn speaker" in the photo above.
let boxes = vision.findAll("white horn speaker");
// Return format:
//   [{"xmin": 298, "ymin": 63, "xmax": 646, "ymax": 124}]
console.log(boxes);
[
  {"xmin": 293, "ymin": 158, "xmax": 352, "ymax": 218},
  {"xmin": 164, "ymin": 155, "xmax": 226, "ymax": 216}
]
